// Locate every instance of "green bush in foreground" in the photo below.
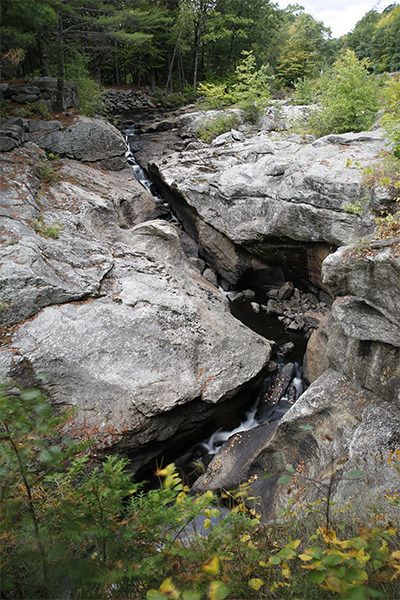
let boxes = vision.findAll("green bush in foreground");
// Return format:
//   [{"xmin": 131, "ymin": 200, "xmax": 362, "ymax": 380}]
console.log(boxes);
[{"xmin": 2, "ymin": 383, "xmax": 400, "ymax": 599}]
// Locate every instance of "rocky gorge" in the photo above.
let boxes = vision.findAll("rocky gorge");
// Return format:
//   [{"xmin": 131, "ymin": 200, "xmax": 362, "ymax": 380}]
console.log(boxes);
[{"xmin": 1, "ymin": 103, "xmax": 400, "ymax": 521}]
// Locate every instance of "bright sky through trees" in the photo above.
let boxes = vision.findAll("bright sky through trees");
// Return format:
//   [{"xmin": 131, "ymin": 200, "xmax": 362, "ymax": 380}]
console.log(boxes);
[{"xmin": 276, "ymin": 0, "xmax": 396, "ymax": 37}]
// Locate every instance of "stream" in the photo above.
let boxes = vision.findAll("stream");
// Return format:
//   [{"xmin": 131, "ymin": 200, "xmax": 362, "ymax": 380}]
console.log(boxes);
[{"xmin": 123, "ymin": 125, "xmax": 308, "ymax": 482}]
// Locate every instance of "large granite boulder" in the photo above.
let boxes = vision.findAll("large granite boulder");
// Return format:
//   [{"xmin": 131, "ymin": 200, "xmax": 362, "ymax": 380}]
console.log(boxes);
[
  {"xmin": 29, "ymin": 116, "xmax": 127, "ymax": 169},
  {"xmin": 141, "ymin": 121, "xmax": 389, "ymax": 288},
  {"xmin": 0, "ymin": 142, "xmax": 271, "ymax": 472}
]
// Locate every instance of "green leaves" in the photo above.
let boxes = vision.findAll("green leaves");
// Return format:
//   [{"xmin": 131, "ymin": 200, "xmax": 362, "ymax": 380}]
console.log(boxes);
[{"xmin": 346, "ymin": 469, "xmax": 365, "ymax": 479}]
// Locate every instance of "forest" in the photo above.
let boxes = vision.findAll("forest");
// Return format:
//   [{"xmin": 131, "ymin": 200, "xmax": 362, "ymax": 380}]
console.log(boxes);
[{"xmin": 1, "ymin": 0, "xmax": 399, "ymax": 96}]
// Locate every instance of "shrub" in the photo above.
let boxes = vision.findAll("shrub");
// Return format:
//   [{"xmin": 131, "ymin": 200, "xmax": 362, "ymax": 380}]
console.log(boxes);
[
  {"xmin": 197, "ymin": 112, "xmax": 240, "ymax": 143},
  {"xmin": 292, "ymin": 77, "xmax": 319, "ymax": 105},
  {"xmin": 76, "ymin": 76, "xmax": 105, "ymax": 116},
  {"xmin": 32, "ymin": 216, "xmax": 62, "ymax": 239},
  {"xmin": 381, "ymin": 75, "xmax": 400, "ymax": 158},
  {"xmin": 197, "ymin": 82, "xmax": 229, "ymax": 110},
  {"xmin": 2, "ymin": 382, "xmax": 400, "ymax": 600},
  {"xmin": 307, "ymin": 50, "xmax": 380, "ymax": 137}
]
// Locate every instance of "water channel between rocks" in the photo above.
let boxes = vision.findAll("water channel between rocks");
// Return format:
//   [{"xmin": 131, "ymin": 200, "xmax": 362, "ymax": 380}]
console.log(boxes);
[{"xmin": 124, "ymin": 125, "xmax": 310, "ymax": 485}]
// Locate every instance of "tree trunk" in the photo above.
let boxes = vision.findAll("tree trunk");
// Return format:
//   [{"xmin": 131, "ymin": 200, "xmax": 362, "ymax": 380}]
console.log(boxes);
[
  {"xmin": 54, "ymin": 15, "xmax": 65, "ymax": 112},
  {"xmin": 113, "ymin": 40, "xmax": 120, "ymax": 86},
  {"xmin": 166, "ymin": 32, "xmax": 181, "ymax": 93},
  {"xmin": 38, "ymin": 29, "xmax": 50, "ymax": 77}
]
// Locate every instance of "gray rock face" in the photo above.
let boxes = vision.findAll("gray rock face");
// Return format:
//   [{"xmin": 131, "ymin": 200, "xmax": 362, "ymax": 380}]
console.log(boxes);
[
  {"xmin": 142, "ymin": 116, "xmax": 389, "ymax": 287},
  {"xmin": 0, "ymin": 143, "xmax": 156, "ymax": 326},
  {"xmin": 0, "ymin": 117, "xmax": 32, "ymax": 152},
  {"xmin": 29, "ymin": 116, "xmax": 127, "ymax": 169},
  {"xmin": 322, "ymin": 245, "xmax": 400, "ymax": 330},
  {"xmin": 189, "ymin": 183, "xmax": 400, "ymax": 521},
  {"xmin": 194, "ymin": 368, "xmax": 400, "ymax": 521},
  {"xmin": 0, "ymin": 139, "xmax": 271, "ymax": 471}
]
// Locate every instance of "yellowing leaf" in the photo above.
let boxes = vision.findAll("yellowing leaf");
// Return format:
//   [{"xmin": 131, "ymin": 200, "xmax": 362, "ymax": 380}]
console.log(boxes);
[
  {"xmin": 298, "ymin": 553, "xmax": 314, "ymax": 562},
  {"xmin": 202, "ymin": 556, "xmax": 220, "ymax": 576},
  {"xmin": 240, "ymin": 535, "xmax": 251, "ymax": 543},
  {"xmin": 391, "ymin": 550, "xmax": 400, "ymax": 561},
  {"xmin": 208, "ymin": 581, "xmax": 230, "ymax": 600},
  {"xmin": 320, "ymin": 528, "xmax": 338, "ymax": 545},
  {"xmin": 322, "ymin": 575, "xmax": 342, "ymax": 593},
  {"xmin": 159, "ymin": 577, "xmax": 180, "ymax": 599},
  {"xmin": 248, "ymin": 578, "xmax": 263, "ymax": 591}
]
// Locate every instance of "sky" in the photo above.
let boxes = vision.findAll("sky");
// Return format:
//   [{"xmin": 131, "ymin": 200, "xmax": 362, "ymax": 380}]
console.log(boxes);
[{"xmin": 276, "ymin": 0, "xmax": 396, "ymax": 38}]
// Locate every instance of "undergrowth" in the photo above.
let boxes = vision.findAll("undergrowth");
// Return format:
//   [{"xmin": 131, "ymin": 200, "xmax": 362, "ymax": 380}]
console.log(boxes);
[
  {"xmin": 1, "ymin": 383, "xmax": 400, "ymax": 599},
  {"xmin": 197, "ymin": 113, "xmax": 240, "ymax": 143}
]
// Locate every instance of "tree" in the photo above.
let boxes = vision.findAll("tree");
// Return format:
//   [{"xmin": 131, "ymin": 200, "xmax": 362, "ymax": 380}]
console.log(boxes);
[
  {"xmin": 345, "ymin": 9, "xmax": 380, "ymax": 63},
  {"xmin": 275, "ymin": 10, "xmax": 332, "ymax": 87}
]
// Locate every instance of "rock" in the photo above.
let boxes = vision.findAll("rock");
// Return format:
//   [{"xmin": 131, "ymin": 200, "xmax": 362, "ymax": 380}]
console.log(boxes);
[
  {"xmin": 0, "ymin": 117, "xmax": 30, "ymax": 152},
  {"xmin": 242, "ymin": 289, "xmax": 256, "ymax": 300},
  {"xmin": 0, "ymin": 144, "xmax": 156, "ymax": 326},
  {"xmin": 203, "ymin": 267, "xmax": 218, "ymax": 287},
  {"xmin": 302, "ymin": 310, "xmax": 325, "ymax": 330},
  {"xmin": 251, "ymin": 302, "xmax": 261, "ymax": 313},
  {"xmin": 305, "ymin": 314, "xmax": 331, "ymax": 383},
  {"xmin": 188, "ymin": 257, "xmax": 205, "ymax": 273},
  {"xmin": 30, "ymin": 116, "xmax": 127, "ymax": 170},
  {"xmin": 279, "ymin": 342, "xmax": 295, "ymax": 355},
  {"xmin": 143, "ymin": 118, "xmax": 389, "ymax": 288},
  {"xmin": 231, "ymin": 129, "xmax": 244, "ymax": 141},
  {"xmin": 257, "ymin": 362, "xmax": 295, "ymax": 410},
  {"xmin": 194, "ymin": 369, "xmax": 400, "ymax": 521},
  {"xmin": 0, "ymin": 142, "xmax": 271, "ymax": 472},
  {"xmin": 227, "ymin": 291, "xmax": 245, "ymax": 303},
  {"xmin": 192, "ymin": 422, "xmax": 278, "ymax": 495},
  {"xmin": 322, "ymin": 244, "xmax": 400, "ymax": 330},
  {"xmin": 2, "ymin": 237, "xmax": 270, "ymax": 471},
  {"xmin": 13, "ymin": 93, "xmax": 40, "ymax": 104},
  {"xmin": 267, "ymin": 361, "xmax": 278, "ymax": 372},
  {"xmin": 277, "ymin": 281, "xmax": 294, "ymax": 301},
  {"xmin": 266, "ymin": 299, "xmax": 283, "ymax": 315}
]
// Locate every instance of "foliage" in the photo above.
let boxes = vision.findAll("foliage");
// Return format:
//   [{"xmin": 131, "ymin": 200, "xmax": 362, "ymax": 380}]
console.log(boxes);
[
  {"xmin": 344, "ymin": 201, "xmax": 363, "ymax": 215},
  {"xmin": 292, "ymin": 76, "xmax": 320, "ymax": 105},
  {"xmin": 20, "ymin": 101, "xmax": 50, "ymax": 119},
  {"xmin": 197, "ymin": 82, "xmax": 231, "ymax": 110},
  {"xmin": 65, "ymin": 55, "xmax": 105, "ymax": 117},
  {"xmin": 35, "ymin": 159, "xmax": 61, "ymax": 185},
  {"xmin": 306, "ymin": 50, "xmax": 380, "ymax": 137},
  {"xmin": 381, "ymin": 75, "xmax": 400, "ymax": 159},
  {"xmin": 276, "ymin": 11, "xmax": 333, "ymax": 87},
  {"xmin": 32, "ymin": 217, "xmax": 62, "ymax": 239},
  {"xmin": 2, "ymin": 382, "xmax": 400, "ymax": 600},
  {"xmin": 345, "ymin": 4, "xmax": 400, "ymax": 74},
  {"xmin": 197, "ymin": 112, "xmax": 240, "ymax": 143}
]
